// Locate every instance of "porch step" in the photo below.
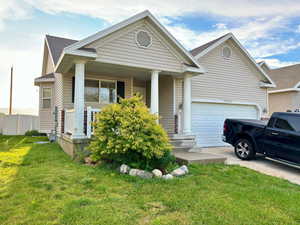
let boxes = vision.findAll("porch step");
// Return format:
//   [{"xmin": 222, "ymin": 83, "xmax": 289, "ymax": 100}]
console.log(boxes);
[
  {"xmin": 169, "ymin": 134, "xmax": 197, "ymax": 151},
  {"xmin": 173, "ymin": 150, "xmax": 227, "ymax": 165}
]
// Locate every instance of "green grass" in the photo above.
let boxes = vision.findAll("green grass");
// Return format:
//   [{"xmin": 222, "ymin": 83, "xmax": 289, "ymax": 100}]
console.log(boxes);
[{"xmin": 0, "ymin": 136, "xmax": 300, "ymax": 225}]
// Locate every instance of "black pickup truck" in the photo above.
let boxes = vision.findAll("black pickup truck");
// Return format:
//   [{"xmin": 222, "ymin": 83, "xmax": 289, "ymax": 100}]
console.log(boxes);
[{"xmin": 223, "ymin": 112, "xmax": 300, "ymax": 165}]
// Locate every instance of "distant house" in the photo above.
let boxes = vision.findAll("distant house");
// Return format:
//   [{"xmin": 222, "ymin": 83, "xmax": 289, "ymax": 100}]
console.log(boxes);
[
  {"xmin": 34, "ymin": 10, "xmax": 275, "ymax": 154},
  {"xmin": 263, "ymin": 63, "xmax": 300, "ymax": 114}
]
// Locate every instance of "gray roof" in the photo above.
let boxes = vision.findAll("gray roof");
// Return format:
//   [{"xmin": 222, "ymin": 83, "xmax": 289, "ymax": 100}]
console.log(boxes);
[
  {"xmin": 268, "ymin": 64, "xmax": 300, "ymax": 90},
  {"xmin": 46, "ymin": 35, "xmax": 97, "ymax": 65},
  {"xmin": 190, "ymin": 33, "xmax": 229, "ymax": 56},
  {"xmin": 34, "ymin": 73, "xmax": 55, "ymax": 84}
]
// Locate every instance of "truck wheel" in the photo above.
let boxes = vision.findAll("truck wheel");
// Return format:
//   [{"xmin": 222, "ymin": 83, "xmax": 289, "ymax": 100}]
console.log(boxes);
[{"xmin": 234, "ymin": 139, "xmax": 255, "ymax": 160}]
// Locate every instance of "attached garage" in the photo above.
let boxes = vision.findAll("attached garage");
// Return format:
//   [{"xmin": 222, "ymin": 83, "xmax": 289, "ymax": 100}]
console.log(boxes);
[{"xmin": 191, "ymin": 102, "xmax": 259, "ymax": 147}]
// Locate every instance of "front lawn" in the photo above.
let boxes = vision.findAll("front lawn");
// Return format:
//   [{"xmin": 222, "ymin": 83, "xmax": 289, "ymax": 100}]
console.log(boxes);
[{"xmin": 0, "ymin": 136, "xmax": 300, "ymax": 225}]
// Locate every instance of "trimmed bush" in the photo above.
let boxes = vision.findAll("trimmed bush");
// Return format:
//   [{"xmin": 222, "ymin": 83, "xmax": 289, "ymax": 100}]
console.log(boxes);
[
  {"xmin": 25, "ymin": 130, "xmax": 41, "ymax": 136},
  {"xmin": 88, "ymin": 95, "xmax": 174, "ymax": 170}
]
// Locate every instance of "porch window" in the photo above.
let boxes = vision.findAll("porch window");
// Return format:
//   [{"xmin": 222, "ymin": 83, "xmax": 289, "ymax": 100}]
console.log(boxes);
[
  {"xmin": 85, "ymin": 79, "xmax": 99, "ymax": 102},
  {"xmin": 84, "ymin": 79, "xmax": 116, "ymax": 104},
  {"xmin": 100, "ymin": 81, "xmax": 116, "ymax": 104},
  {"xmin": 42, "ymin": 87, "xmax": 51, "ymax": 109}
]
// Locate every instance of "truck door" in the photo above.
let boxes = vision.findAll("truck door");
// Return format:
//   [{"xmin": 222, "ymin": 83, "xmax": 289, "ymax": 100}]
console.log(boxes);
[{"xmin": 264, "ymin": 116, "xmax": 300, "ymax": 163}]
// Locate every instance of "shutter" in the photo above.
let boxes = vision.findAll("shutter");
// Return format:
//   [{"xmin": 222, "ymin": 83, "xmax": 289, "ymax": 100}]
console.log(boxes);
[
  {"xmin": 117, "ymin": 81, "xmax": 125, "ymax": 103},
  {"xmin": 72, "ymin": 76, "xmax": 75, "ymax": 103}
]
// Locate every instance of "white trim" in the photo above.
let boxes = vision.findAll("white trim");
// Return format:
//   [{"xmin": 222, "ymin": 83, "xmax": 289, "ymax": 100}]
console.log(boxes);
[
  {"xmin": 268, "ymin": 88, "xmax": 300, "ymax": 94},
  {"xmin": 192, "ymin": 98, "xmax": 262, "ymax": 119},
  {"xmin": 173, "ymin": 78, "xmax": 176, "ymax": 115},
  {"xmin": 183, "ymin": 65, "xmax": 206, "ymax": 74},
  {"xmin": 258, "ymin": 61, "xmax": 271, "ymax": 70},
  {"xmin": 293, "ymin": 81, "xmax": 300, "ymax": 88},
  {"xmin": 193, "ymin": 33, "xmax": 276, "ymax": 87},
  {"xmin": 62, "ymin": 10, "xmax": 205, "ymax": 72}
]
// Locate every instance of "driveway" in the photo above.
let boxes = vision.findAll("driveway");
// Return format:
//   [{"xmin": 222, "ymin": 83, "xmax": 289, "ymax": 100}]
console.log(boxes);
[{"xmin": 201, "ymin": 147, "xmax": 300, "ymax": 186}]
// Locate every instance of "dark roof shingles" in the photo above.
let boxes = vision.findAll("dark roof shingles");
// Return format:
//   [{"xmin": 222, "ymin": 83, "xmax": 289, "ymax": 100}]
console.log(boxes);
[
  {"xmin": 46, "ymin": 35, "xmax": 78, "ymax": 65},
  {"xmin": 190, "ymin": 33, "xmax": 230, "ymax": 56}
]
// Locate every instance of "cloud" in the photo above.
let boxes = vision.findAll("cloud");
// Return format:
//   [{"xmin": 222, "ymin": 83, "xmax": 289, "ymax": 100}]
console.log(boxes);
[
  {"xmin": 19, "ymin": 0, "xmax": 300, "ymax": 22},
  {"xmin": 257, "ymin": 58, "xmax": 300, "ymax": 69}
]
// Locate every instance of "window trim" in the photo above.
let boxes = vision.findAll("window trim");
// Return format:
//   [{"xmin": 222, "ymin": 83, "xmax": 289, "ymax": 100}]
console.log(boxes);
[
  {"xmin": 42, "ymin": 87, "xmax": 52, "ymax": 109},
  {"xmin": 84, "ymin": 78, "xmax": 117, "ymax": 104}
]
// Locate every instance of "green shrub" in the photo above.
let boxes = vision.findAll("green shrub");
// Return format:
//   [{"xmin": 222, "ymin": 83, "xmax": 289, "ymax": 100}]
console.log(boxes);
[
  {"xmin": 88, "ymin": 95, "xmax": 174, "ymax": 170},
  {"xmin": 25, "ymin": 130, "xmax": 42, "ymax": 136}
]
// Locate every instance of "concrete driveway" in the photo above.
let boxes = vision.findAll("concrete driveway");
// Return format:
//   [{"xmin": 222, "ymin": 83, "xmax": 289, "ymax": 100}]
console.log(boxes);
[{"xmin": 201, "ymin": 147, "xmax": 300, "ymax": 186}]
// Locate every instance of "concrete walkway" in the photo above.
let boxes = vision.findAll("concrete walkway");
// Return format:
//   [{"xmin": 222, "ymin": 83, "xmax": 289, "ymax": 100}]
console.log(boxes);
[{"xmin": 202, "ymin": 147, "xmax": 300, "ymax": 186}]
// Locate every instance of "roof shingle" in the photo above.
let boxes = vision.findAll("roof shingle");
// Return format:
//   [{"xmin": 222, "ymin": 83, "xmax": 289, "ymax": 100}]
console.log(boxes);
[{"xmin": 268, "ymin": 64, "xmax": 300, "ymax": 90}]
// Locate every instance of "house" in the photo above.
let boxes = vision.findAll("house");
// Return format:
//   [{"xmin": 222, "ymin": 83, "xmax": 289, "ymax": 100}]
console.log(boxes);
[
  {"xmin": 264, "ymin": 63, "xmax": 300, "ymax": 114},
  {"xmin": 34, "ymin": 10, "xmax": 275, "ymax": 154}
]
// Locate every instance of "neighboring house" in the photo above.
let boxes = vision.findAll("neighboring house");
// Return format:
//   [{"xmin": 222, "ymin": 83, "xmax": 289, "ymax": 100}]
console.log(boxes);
[
  {"xmin": 34, "ymin": 10, "xmax": 275, "ymax": 153},
  {"xmin": 265, "ymin": 63, "xmax": 300, "ymax": 114}
]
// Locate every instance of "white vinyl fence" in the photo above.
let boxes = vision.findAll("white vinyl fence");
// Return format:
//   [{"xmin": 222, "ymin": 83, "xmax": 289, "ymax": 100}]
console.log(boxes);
[{"xmin": 0, "ymin": 114, "xmax": 39, "ymax": 135}]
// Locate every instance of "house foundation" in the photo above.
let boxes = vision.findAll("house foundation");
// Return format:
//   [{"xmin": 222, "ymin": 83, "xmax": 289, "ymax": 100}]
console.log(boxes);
[{"xmin": 58, "ymin": 134, "xmax": 90, "ymax": 160}]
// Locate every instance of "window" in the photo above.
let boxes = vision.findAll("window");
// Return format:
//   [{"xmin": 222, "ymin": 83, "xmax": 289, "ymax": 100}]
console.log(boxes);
[
  {"xmin": 100, "ymin": 81, "xmax": 116, "ymax": 104},
  {"xmin": 222, "ymin": 46, "xmax": 231, "ymax": 59},
  {"xmin": 84, "ymin": 79, "xmax": 116, "ymax": 104},
  {"xmin": 85, "ymin": 79, "xmax": 99, "ymax": 102},
  {"xmin": 285, "ymin": 116, "xmax": 300, "ymax": 132},
  {"xmin": 42, "ymin": 87, "xmax": 51, "ymax": 109},
  {"xmin": 274, "ymin": 118, "xmax": 294, "ymax": 131}
]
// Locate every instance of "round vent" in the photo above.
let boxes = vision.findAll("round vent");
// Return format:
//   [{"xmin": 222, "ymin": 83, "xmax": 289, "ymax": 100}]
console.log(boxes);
[
  {"xmin": 136, "ymin": 30, "xmax": 152, "ymax": 48},
  {"xmin": 222, "ymin": 46, "xmax": 231, "ymax": 59}
]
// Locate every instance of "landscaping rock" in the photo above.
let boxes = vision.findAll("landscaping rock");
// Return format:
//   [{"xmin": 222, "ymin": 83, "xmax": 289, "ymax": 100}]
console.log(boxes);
[
  {"xmin": 162, "ymin": 174, "xmax": 174, "ymax": 180},
  {"xmin": 84, "ymin": 157, "xmax": 93, "ymax": 165},
  {"xmin": 137, "ymin": 170, "xmax": 153, "ymax": 179},
  {"xmin": 120, "ymin": 164, "xmax": 130, "ymax": 174},
  {"xmin": 129, "ymin": 169, "xmax": 140, "ymax": 176},
  {"xmin": 171, "ymin": 165, "xmax": 189, "ymax": 177},
  {"xmin": 129, "ymin": 169, "xmax": 153, "ymax": 179},
  {"xmin": 152, "ymin": 169, "xmax": 163, "ymax": 178},
  {"xmin": 180, "ymin": 165, "xmax": 189, "ymax": 174}
]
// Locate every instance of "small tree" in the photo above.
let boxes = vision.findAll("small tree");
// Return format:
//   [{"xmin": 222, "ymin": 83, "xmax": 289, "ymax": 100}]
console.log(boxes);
[{"xmin": 88, "ymin": 95, "xmax": 174, "ymax": 170}]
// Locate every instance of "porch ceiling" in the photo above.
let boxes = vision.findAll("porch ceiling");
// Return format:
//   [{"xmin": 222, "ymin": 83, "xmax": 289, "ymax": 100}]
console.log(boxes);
[{"xmin": 69, "ymin": 60, "xmax": 183, "ymax": 81}]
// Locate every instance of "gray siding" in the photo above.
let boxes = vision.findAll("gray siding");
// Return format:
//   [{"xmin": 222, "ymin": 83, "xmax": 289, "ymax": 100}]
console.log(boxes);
[
  {"xmin": 187, "ymin": 40, "xmax": 268, "ymax": 116},
  {"xmin": 88, "ymin": 19, "xmax": 185, "ymax": 73}
]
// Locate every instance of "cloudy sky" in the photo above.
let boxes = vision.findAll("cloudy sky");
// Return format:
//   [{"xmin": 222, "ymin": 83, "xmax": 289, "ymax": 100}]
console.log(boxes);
[{"xmin": 1, "ymin": 0, "xmax": 300, "ymax": 113}]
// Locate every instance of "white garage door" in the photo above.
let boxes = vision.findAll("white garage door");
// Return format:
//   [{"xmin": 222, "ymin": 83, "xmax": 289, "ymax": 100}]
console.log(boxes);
[{"xmin": 191, "ymin": 102, "xmax": 258, "ymax": 147}]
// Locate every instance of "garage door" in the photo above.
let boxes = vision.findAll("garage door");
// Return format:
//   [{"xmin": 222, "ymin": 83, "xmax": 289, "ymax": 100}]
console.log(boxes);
[{"xmin": 191, "ymin": 102, "xmax": 258, "ymax": 147}]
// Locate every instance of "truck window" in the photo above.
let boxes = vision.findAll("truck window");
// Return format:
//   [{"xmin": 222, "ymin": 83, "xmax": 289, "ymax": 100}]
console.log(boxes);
[
  {"xmin": 274, "ymin": 118, "xmax": 294, "ymax": 131},
  {"xmin": 286, "ymin": 116, "xmax": 300, "ymax": 132}
]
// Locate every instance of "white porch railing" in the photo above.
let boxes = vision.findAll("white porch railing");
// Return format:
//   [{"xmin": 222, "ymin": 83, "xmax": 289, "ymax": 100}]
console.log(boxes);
[
  {"xmin": 64, "ymin": 109, "xmax": 75, "ymax": 135},
  {"xmin": 86, "ymin": 106, "xmax": 101, "ymax": 138}
]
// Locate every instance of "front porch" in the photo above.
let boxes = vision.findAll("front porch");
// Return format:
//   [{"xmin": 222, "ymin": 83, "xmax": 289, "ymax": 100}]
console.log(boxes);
[{"xmin": 59, "ymin": 60, "xmax": 195, "ymax": 139}]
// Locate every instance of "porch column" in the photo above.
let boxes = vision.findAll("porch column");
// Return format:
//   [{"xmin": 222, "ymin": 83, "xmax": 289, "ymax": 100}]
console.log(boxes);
[
  {"xmin": 73, "ymin": 60, "xmax": 86, "ymax": 139},
  {"xmin": 150, "ymin": 70, "xmax": 160, "ymax": 116},
  {"xmin": 183, "ymin": 73, "xmax": 192, "ymax": 134}
]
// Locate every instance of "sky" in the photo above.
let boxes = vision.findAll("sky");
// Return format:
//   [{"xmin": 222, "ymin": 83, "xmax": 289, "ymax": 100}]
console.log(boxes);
[{"xmin": 1, "ymin": 0, "xmax": 300, "ymax": 114}]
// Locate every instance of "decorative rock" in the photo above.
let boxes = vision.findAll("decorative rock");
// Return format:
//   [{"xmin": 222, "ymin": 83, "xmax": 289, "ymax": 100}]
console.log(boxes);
[
  {"xmin": 129, "ymin": 169, "xmax": 140, "ymax": 176},
  {"xmin": 180, "ymin": 165, "xmax": 189, "ymax": 174},
  {"xmin": 129, "ymin": 169, "xmax": 153, "ymax": 179},
  {"xmin": 171, "ymin": 165, "xmax": 189, "ymax": 177},
  {"xmin": 152, "ymin": 169, "xmax": 163, "ymax": 178},
  {"xmin": 162, "ymin": 174, "xmax": 174, "ymax": 180},
  {"xmin": 84, "ymin": 157, "xmax": 93, "ymax": 164},
  {"xmin": 120, "ymin": 164, "xmax": 130, "ymax": 174},
  {"xmin": 137, "ymin": 170, "xmax": 153, "ymax": 179}
]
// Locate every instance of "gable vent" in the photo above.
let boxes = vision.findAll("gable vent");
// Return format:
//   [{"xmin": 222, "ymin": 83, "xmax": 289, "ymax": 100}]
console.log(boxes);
[
  {"xmin": 222, "ymin": 46, "xmax": 231, "ymax": 59},
  {"xmin": 136, "ymin": 30, "xmax": 152, "ymax": 48}
]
